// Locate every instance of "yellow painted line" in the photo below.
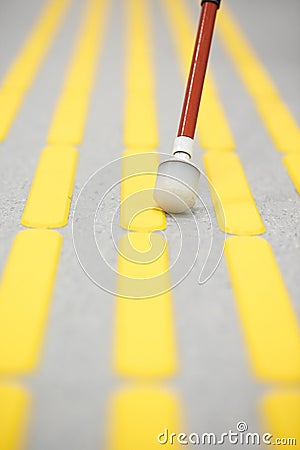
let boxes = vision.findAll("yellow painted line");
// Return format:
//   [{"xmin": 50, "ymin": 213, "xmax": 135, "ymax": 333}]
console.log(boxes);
[
  {"xmin": 203, "ymin": 152, "xmax": 265, "ymax": 235},
  {"xmin": 47, "ymin": 0, "xmax": 109, "ymax": 145},
  {"xmin": 283, "ymin": 154, "xmax": 300, "ymax": 196},
  {"xmin": 218, "ymin": 8, "xmax": 300, "ymax": 153},
  {"xmin": 261, "ymin": 391, "xmax": 300, "ymax": 447},
  {"xmin": 114, "ymin": 233, "xmax": 177, "ymax": 377},
  {"xmin": 0, "ymin": 0, "xmax": 71, "ymax": 141},
  {"xmin": 108, "ymin": 387, "xmax": 182, "ymax": 450},
  {"xmin": 124, "ymin": 0, "xmax": 158, "ymax": 148},
  {"xmin": 120, "ymin": 151, "xmax": 166, "ymax": 231},
  {"xmin": 0, "ymin": 383, "xmax": 30, "ymax": 450},
  {"xmin": 225, "ymin": 237, "xmax": 300, "ymax": 382},
  {"xmin": 161, "ymin": 0, "xmax": 235, "ymax": 151},
  {"xmin": 0, "ymin": 230, "xmax": 62, "ymax": 373},
  {"xmin": 21, "ymin": 146, "xmax": 78, "ymax": 228}
]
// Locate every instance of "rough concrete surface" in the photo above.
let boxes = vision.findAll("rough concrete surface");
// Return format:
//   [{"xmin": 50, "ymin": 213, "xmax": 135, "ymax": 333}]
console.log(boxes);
[{"xmin": 0, "ymin": 0, "xmax": 299, "ymax": 449}]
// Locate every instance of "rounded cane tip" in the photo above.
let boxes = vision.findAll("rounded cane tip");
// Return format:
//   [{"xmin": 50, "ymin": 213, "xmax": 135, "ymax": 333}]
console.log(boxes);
[{"xmin": 153, "ymin": 158, "xmax": 200, "ymax": 213}]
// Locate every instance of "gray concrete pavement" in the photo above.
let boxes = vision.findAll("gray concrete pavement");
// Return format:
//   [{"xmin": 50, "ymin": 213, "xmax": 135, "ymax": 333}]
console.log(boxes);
[{"xmin": 0, "ymin": 0, "xmax": 299, "ymax": 448}]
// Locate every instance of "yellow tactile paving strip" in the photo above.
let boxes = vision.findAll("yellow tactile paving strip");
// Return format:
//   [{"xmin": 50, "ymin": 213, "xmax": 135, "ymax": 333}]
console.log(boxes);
[
  {"xmin": 123, "ymin": 0, "xmax": 158, "ymax": 148},
  {"xmin": 23, "ymin": 0, "xmax": 109, "ymax": 228},
  {"xmin": 212, "ymin": 4, "xmax": 300, "ymax": 392},
  {"xmin": 199, "ymin": 74, "xmax": 235, "ymax": 151},
  {"xmin": 283, "ymin": 154, "xmax": 300, "ymax": 196},
  {"xmin": 120, "ymin": 0, "xmax": 165, "ymax": 230},
  {"xmin": 0, "ymin": 0, "xmax": 109, "ymax": 377},
  {"xmin": 114, "ymin": 233, "xmax": 177, "ymax": 376},
  {"xmin": 115, "ymin": 0, "xmax": 176, "ymax": 379},
  {"xmin": 0, "ymin": 383, "xmax": 30, "ymax": 450},
  {"xmin": 0, "ymin": 230, "xmax": 62, "ymax": 373},
  {"xmin": 113, "ymin": 7, "xmax": 179, "ymax": 448},
  {"xmin": 161, "ymin": 0, "xmax": 300, "ymax": 390},
  {"xmin": 0, "ymin": 0, "xmax": 71, "ymax": 142},
  {"xmin": 108, "ymin": 387, "xmax": 181, "ymax": 450},
  {"xmin": 218, "ymin": 6, "xmax": 300, "ymax": 200},
  {"xmin": 203, "ymin": 152, "xmax": 265, "ymax": 235},
  {"xmin": 114, "ymin": 293, "xmax": 177, "ymax": 376},
  {"xmin": 225, "ymin": 237, "xmax": 300, "ymax": 382},
  {"xmin": 218, "ymin": 7, "xmax": 300, "ymax": 154},
  {"xmin": 0, "ymin": 0, "xmax": 109, "ymax": 444},
  {"xmin": 0, "ymin": 0, "xmax": 299, "ymax": 446},
  {"xmin": 161, "ymin": 0, "xmax": 234, "ymax": 151},
  {"xmin": 21, "ymin": 146, "xmax": 78, "ymax": 228},
  {"xmin": 47, "ymin": 0, "xmax": 109, "ymax": 145},
  {"xmin": 120, "ymin": 151, "xmax": 166, "ymax": 231},
  {"xmin": 203, "ymin": 154, "xmax": 264, "ymax": 235},
  {"xmin": 217, "ymin": 6, "xmax": 300, "ymax": 433},
  {"xmin": 0, "ymin": 0, "xmax": 109, "ymax": 442},
  {"xmin": 47, "ymin": 91, "xmax": 90, "ymax": 145},
  {"xmin": 261, "ymin": 391, "xmax": 300, "ymax": 447}
]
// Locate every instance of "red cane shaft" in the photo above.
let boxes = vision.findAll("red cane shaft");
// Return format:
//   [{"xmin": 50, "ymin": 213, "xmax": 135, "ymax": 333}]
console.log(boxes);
[{"xmin": 177, "ymin": 2, "xmax": 218, "ymax": 139}]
